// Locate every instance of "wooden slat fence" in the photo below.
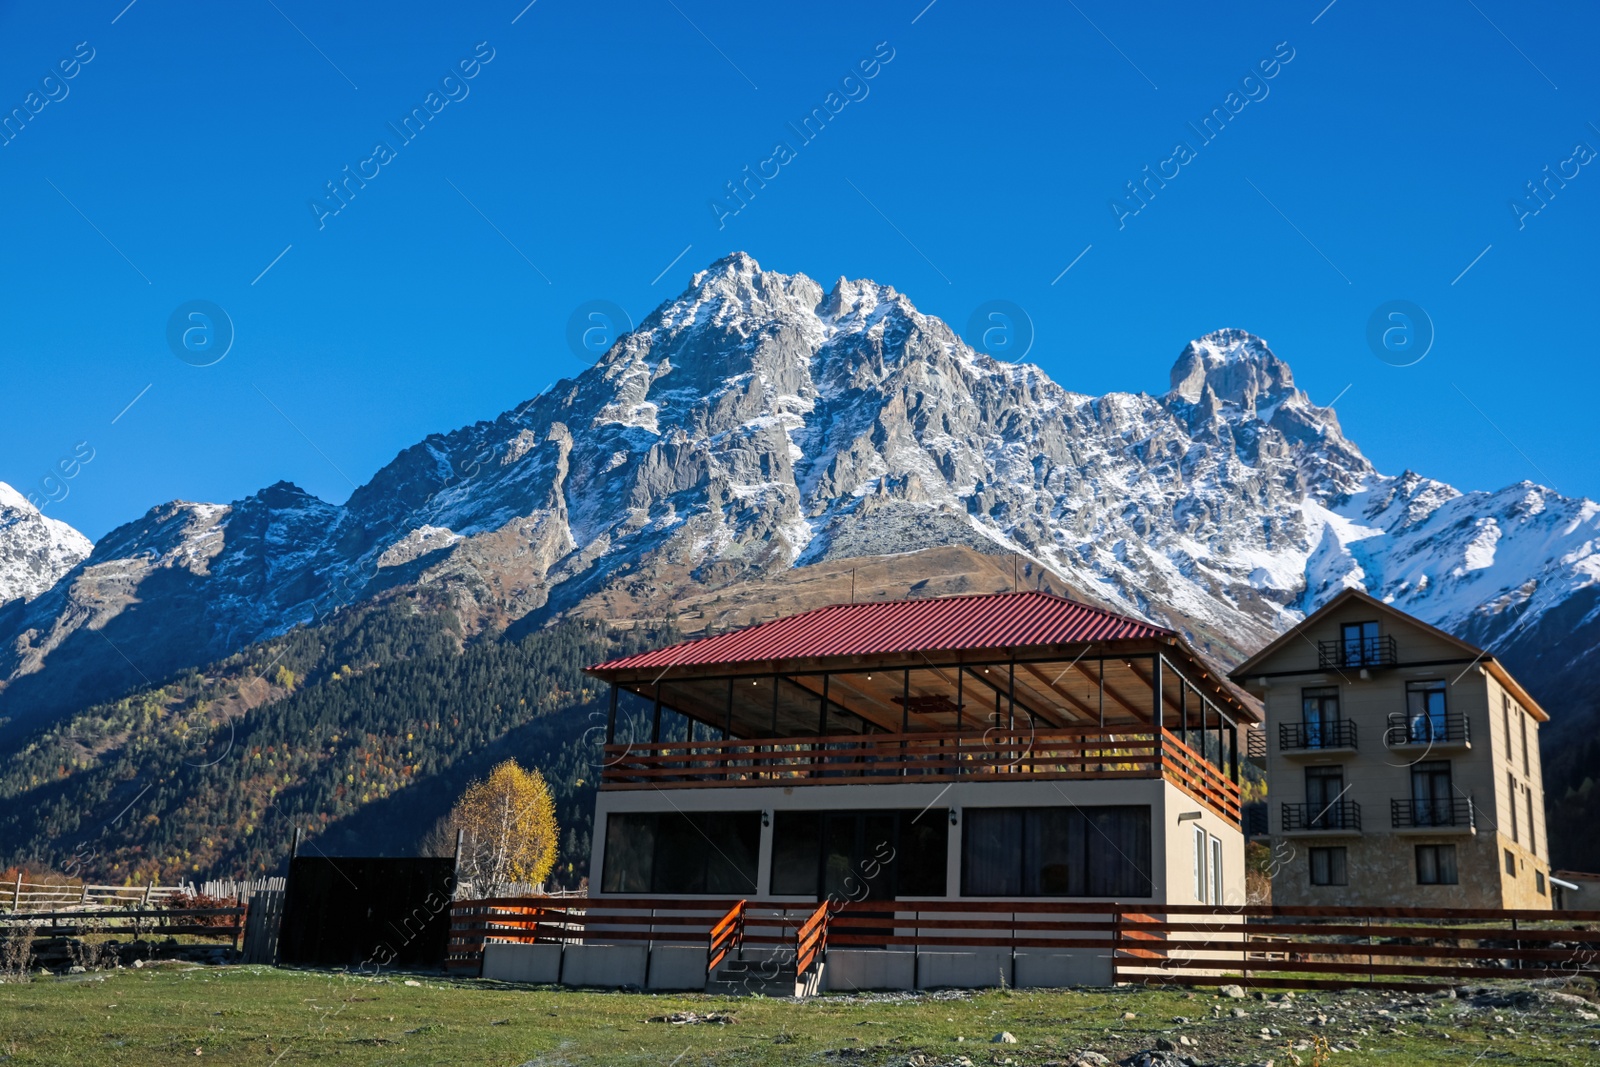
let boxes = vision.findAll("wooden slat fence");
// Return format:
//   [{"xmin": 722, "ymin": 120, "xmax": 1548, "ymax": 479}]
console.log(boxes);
[
  {"xmin": 449, "ymin": 896, "xmax": 1600, "ymax": 992},
  {"xmin": 4, "ymin": 876, "xmax": 200, "ymax": 913},
  {"xmin": 0, "ymin": 906, "xmax": 247, "ymax": 949},
  {"xmin": 601, "ymin": 727, "xmax": 1240, "ymax": 823},
  {"xmin": 1111, "ymin": 903, "xmax": 1600, "ymax": 992}
]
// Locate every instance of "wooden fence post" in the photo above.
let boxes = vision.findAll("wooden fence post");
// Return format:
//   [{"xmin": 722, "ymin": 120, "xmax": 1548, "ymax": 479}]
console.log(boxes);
[
  {"xmin": 1110, "ymin": 906, "xmax": 1122, "ymax": 985},
  {"xmin": 10, "ymin": 872, "xmax": 19, "ymax": 912}
]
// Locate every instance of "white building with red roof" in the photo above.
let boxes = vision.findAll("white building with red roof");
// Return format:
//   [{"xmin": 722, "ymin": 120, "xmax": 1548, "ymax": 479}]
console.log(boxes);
[{"xmin": 544, "ymin": 590, "xmax": 1262, "ymax": 992}]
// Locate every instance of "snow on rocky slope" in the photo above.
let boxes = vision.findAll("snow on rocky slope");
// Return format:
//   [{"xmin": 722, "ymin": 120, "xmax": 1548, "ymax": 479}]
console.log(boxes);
[
  {"xmin": 0, "ymin": 483, "xmax": 92, "ymax": 606},
  {"xmin": 3, "ymin": 253, "xmax": 1597, "ymax": 729}
]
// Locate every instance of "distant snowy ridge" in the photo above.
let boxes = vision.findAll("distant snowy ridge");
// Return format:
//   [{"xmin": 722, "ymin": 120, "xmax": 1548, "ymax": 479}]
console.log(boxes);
[
  {"xmin": 3, "ymin": 253, "xmax": 1598, "ymax": 728},
  {"xmin": 0, "ymin": 483, "xmax": 92, "ymax": 606}
]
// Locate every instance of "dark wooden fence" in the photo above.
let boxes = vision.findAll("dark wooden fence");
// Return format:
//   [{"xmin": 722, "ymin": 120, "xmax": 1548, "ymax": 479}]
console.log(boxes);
[
  {"xmin": 0, "ymin": 905, "xmax": 246, "ymax": 951},
  {"xmin": 449, "ymin": 896, "xmax": 1600, "ymax": 991},
  {"xmin": 1111, "ymin": 903, "xmax": 1600, "ymax": 992},
  {"xmin": 278, "ymin": 857, "xmax": 456, "ymax": 969}
]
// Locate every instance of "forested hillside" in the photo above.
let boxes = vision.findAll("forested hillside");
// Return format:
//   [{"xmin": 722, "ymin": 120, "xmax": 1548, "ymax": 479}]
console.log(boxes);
[{"xmin": 0, "ymin": 602, "xmax": 673, "ymax": 887}]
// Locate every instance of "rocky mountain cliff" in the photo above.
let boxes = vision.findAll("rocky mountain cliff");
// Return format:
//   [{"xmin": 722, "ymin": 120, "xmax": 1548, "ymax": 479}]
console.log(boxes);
[
  {"xmin": 3, "ymin": 253, "xmax": 1598, "ymax": 740},
  {"xmin": 0, "ymin": 483, "xmax": 92, "ymax": 607}
]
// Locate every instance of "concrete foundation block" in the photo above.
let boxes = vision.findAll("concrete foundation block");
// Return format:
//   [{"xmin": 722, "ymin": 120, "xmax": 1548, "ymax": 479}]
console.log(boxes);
[
  {"xmin": 1013, "ymin": 950, "xmax": 1114, "ymax": 988},
  {"xmin": 560, "ymin": 944, "xmax": 648, "ymax": 988},
  {"xmin": 482, "ymin": 942, "xmax": 562, "ymax": 984},
  {"xmin": 915, "ymin": 950, "xmax": 1013, "ymax": 989},
  {"xmin": 821, "ymin": 949, "xmax": 915, "ymax": 992},
  {"xmin": 647, "ymin": 945, "xmax": 710, "ymax": 990}
]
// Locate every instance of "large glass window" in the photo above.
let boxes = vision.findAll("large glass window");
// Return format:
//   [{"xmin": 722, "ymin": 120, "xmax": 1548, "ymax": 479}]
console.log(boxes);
[
  {"xmin": 1304, "ymin": 765, "xmax": 1346, "ymax": 829},
  {"xmin": 1341, "ymin": 621, "xmax": 1380, "ymax": 666},
  {"xmin": 1406, "ymin": 680, "xmax": 1449, "ymax": 740},
  {"xmin": 961, "ymin": 806, "xmax": 1151, "ymax": 898},
  {"xmin": 601, "ymin": 811, "xmax": 760, "ymax": 895},
  {"xmin": 1411, "ymin": 760, "xmax": 1454, "ymax": 826},
  {"xmin": 1301, "ymin": 687, "xmax": 1340, "ymax": 748},
  {"xmin": 769, "ymin": 809, "xmax": 947, "ymax": 898}
]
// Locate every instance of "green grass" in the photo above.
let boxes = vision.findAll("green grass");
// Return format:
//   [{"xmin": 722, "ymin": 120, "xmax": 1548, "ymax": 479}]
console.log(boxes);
[{"xmin": 0, "ymin": 965, "xmax": 1596, "ymax": 1065}]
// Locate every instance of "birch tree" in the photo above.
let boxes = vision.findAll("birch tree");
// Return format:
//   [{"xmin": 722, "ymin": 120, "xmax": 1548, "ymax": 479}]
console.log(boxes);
[{"xmin": 449, "ymin": 759, "xmax": 558, "ymax": 895}]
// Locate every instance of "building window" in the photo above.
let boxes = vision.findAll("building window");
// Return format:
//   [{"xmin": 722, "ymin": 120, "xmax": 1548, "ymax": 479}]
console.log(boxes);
[
  {"xmin": 1309, "ymin": 846, "xmax": 1348, "ymax": 886},
  {"xmin": 1193, "ymin": 826, "xmax": 1207, "ymax": 902},
  {"xmin": 1502, "ymin": 695, "xmax": 1513, "ymax": 764},
  {"xmin": 962, "ymin": 806, "xmax": 1152, "ymax": 898},
  {"xmin": 1210, "ymin": 835, "xmax": 1223, "ymax": 905},
  {"xmin": 1304, "ymin": 765, "xmax": 1347, "ymax": 829},
  {"xmin": 1340, "ymin": 620, "xmax": 1381, "ymax": 666},
  {"xmin": 1406, "ymin": 680, "xmax": 1449, "ymax": 741},
  {"xmin": 1509, "ymin": 771, "xmax": 1519, "ymax": 843},
  {"xmin": 1505, "ymin": 849, "xmax": 1517, "ymax": 877},
  {"xmin": 1526, "ymin": 787, "xmax": 1538, "ymax": 856},
  {"xmin": 601, "ymin": 811, "xmax": 761, "ymax": 895},
  {"xmin": 769, "ymin": 809, "xmax": 947, "ymax": 898},
  {"xmin": 1536, "ymin": 871, "xmax": 1547, "ymax": 895},
  {"xmin": 1301, "ymin": 687, "xmax": 1340, "ymax": 748},
  {"xmin": 1411, "ymin": 760, "xmax": 1454, "ymax": 826},
  {"xmin": 1520, "ymin": 714, "xmax": 1530, "ymax": 776},
  {"xmin": 1416, "ymin": 844, "xmax": 1458, "ymax": 885}
]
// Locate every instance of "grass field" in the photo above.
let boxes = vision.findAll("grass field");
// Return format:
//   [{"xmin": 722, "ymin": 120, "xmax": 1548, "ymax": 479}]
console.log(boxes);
[{"xmin": 1, "ymin": 965, "xmax": 1597, "ymax": 1065}]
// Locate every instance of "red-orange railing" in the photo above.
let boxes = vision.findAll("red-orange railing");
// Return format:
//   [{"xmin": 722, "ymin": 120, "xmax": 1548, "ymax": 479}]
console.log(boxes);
[
  {"xmin": 450, "ymin": 896, "xmax": 1600, "ymax": 992},
  {"xmin": 706, "ymin": 899, "xmax": 746, "ymax": 975},
  {"xmin": 601, "ymin": 727, "xmax": 1241, "ymax": 823},
  {"xmin": 794, "ymin": 900, "xmax": 830, "ymax": 979}
]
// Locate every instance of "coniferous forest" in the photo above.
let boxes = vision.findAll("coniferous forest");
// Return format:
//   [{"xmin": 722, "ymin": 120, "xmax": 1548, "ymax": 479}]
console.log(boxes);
[{"xmin": 0, "ymin": 602, "xmax": 675, "ymax": 888}]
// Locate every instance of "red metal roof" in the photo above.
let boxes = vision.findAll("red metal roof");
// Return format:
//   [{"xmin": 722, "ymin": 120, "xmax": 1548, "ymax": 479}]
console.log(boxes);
[{"xmin": 589, "ymin": 590, "xmax": 1175, "ymax": 672}]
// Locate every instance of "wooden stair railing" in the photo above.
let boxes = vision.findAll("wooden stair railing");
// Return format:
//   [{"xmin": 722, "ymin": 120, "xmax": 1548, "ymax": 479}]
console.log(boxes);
[
  {"xmin": 706, "ymin": 899, "xmax": 747, "ymax": 975},
  {"xmin": 795, "ymin": 901, "xmax": 830, "ymax": 980}
]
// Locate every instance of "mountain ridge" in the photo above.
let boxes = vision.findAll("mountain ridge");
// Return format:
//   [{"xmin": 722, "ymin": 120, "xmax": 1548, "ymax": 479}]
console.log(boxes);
[{"xmin": 2, "ymin": 253, "xmax": 1598, "ymax": 749}]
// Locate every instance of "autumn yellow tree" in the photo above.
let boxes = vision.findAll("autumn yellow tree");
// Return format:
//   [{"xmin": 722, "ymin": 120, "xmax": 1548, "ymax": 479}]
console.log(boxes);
[{"xmin": 448, "ymin": 759, "xmax": 558, "ymax": 894}]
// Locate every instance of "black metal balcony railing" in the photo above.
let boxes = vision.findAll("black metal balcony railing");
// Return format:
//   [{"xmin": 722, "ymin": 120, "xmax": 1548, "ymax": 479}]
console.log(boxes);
[
  {"xmin": 1280, "ymin": 719, "xmax": 1358, "ymax": 751},
  {"xmin": 1282, "ymin": 800, "xmax": 1362, "ymax": 833},
  {"xmin": 1318, "ymin": 634, "xmax": 1398, "ymax": 670},
  {"xmin": 1246, "ymin": 726, "xmax": 1266, "ymax": 763},
  {"xmin": 1391, "ymin": 796, "xmax": 1475, "ymax": 829},
  {"xmin": 1243, "ymin": 802, "xmax": 1269, "ymax": 838},
  {"xmin": 1385, "ymin": 712, "xmax": 1470, "ymax": 746}
]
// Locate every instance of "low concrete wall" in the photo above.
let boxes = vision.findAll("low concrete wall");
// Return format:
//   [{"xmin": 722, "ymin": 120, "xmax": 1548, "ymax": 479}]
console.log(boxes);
[
  {"xmin": 647, "ymin": 945, "xmax": 709, "ymax": 991},
  {"xmin": 1013, "ymin": 949, "xmax": 1114, "ymax": 988},
  {"xmin": 482, "ymin": 942, "xmax": 562, "ymax": 984},
  {"xmin": 822, "ymin": 949, "xmax": 915, "ymax": 992},
  {"xmin": 560, "ymin": 944, "xmax": 648, "ymax": 988},
  {"xmin": 916, "ymin": 949, "xmax": 1013, "ymax": 989}
]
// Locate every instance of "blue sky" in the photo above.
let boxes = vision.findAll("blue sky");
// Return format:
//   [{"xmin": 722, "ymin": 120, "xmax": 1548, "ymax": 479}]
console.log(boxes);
[{"xmin": 1, "ymin": 0, "xmax": 1595, "ymax": 540}]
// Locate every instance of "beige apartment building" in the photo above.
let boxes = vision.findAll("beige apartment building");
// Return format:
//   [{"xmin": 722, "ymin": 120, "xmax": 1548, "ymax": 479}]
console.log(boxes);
[{"xmin": 1231, "ymin": 589, "xmax": 1552, "ymax": 909}]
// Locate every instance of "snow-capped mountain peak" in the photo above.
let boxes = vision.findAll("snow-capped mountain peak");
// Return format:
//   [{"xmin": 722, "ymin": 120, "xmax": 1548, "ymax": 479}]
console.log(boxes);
[
  {"xmin": 3, "ymin": 256, "xmax": 1598, "ymax": 740},
  {"xmin": 0, "ymin": 482, "xmax": 93, "ymax": 606}
]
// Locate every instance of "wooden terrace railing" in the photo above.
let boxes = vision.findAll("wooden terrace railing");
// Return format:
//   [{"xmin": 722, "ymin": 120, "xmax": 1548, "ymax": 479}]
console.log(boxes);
[
  {"xmin": 706, "ymin": 899, "xmax": 746, "ymax": 974},
  {"xmin": 794, "ymin": 901, "xmax": 830, "ymax": 980},
  {"xmin": 600, "ymin": 726, "xmax": 1240, "ymax": 823},
  {"xmin": 449, "ymin": 895, "xmax": 1600, "ymax": 993}
]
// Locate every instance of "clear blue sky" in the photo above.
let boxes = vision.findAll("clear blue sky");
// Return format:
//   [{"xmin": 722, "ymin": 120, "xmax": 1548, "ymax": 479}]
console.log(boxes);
[{"xmin": 1, "ymin": 0, "xmax": 1595, "ymax": 540}]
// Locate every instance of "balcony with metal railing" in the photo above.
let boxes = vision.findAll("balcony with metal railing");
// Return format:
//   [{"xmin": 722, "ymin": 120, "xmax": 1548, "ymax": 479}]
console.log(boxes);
[
  {"xmin": 1280, "ymin": 800, "xmax": 1361, "ymax": 835},
  {"xmin": 1384, "ymin": 712, "xmax": 1471, "ymax": 751},
  {"xmin": 1391, "ymin": 796, "xmax": 1476, "ymax": 834},
  {"xmin": 1279, "ymin": 719, "xmax": 1357, "ymax": 756},
  {"xmin": 1317, "ymin": 634, "xmax": 1398, "ymax": 670}
]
